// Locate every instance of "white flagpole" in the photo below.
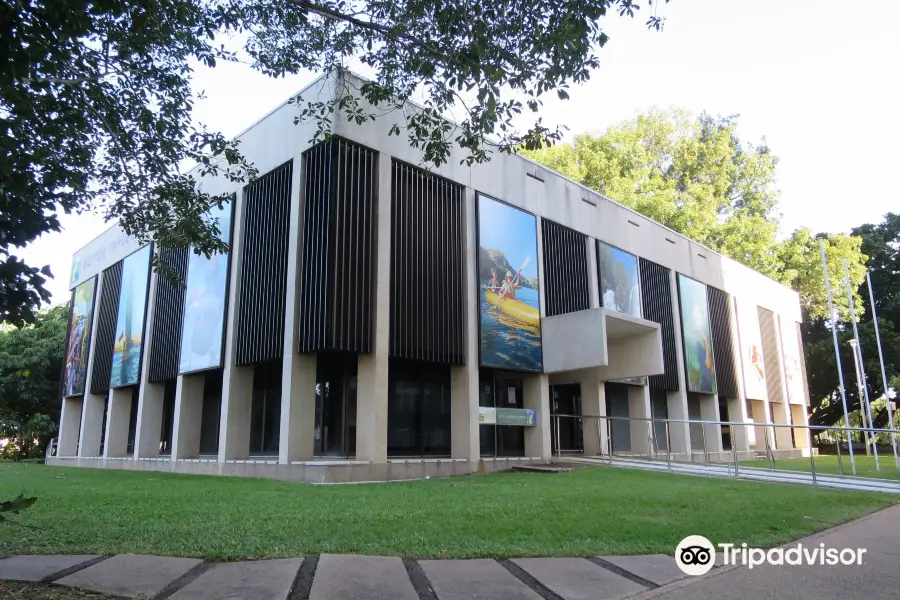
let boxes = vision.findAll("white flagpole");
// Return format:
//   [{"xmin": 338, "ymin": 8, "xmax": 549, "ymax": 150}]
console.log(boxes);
[
  {"xmin": 867, "ymin": 271, "xmax": 899, "ymax": 469},
  {"xmin": 819, "ymin": 237, "xmax": 855, "ymax": 475},
  {"xmin": 843, "ymin": 258, "xmax": 880, "ymax": 470}
]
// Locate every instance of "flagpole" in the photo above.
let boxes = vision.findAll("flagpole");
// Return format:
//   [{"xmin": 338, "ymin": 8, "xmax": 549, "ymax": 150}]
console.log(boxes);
[
  {"xmin": 867, "ymin": 271, "xmax": 899, "ymax": 468},
  {"xmin": 843, "ymin": 258, "xmax": 880, "ymax": 470},
  {"xmin": 819, "ymin": 237, "xmax": 855, "ymax": 474}
]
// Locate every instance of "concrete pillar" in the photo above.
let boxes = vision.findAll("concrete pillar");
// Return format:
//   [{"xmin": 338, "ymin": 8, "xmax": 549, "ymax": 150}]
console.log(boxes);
[
  {"xmin": 280, "ymin": 155, "xmax": 317, "ymax": 463},
  {"xmin": 103, "ymin": 387, "xmax": 132, "ymax": 458},
  {"xmin": 772, "ymin": 400, "xmax": 794, "ymax": 450},
  {"xmin": 726, "ymin": 296, "xmax": 752, "ymax": 456},
  {"xmin": 219, "ymin": 186, "xmax": 254, "ymax": 461},
  {"xmin": 134, "ymin": 258, "xmax": 162, "ymax": 459},
  {"xmin": 699, "ymin": 394, "xmax": 723, "ymax": 455},
  {"xmin": 587, "ymin": 237, "xmax": 600, "ymax": 309},
  {"xmin": 523, "ymin": 373, "xmax": 551, "ymax": 459},
  {"xmin": 667, "ymin": 269, "xmax": 691, "ymax": 459},
  {"xmin": 751, "ymin": 399, "xmax": 771, "ymax": 452},
  {"xmin": 791, "ymin": 404, "xmax": 810, "ymax": 449},
  {"xmin": 628, "ymin": 385, "xmax": 652, "ymax": 455},
  {"xmin": 78, "ymin": 273, "xmax": 106, "ymax": 458},
  {"xmin": 57, "ymin": 397, "xmax": 83, "ymax": 456},
  {"xmin": 172, "ymin": 374, "xmax": 204, "ymax": 459},
  {"xmin": 451, "ymin": 187, "xmax": 480, "ymax": 463},
  {"xmin": 356, "ymin": 152, "xmax": 392, "ymax": 463},
  {"xmin": 727, "ymin": 397, "xmax": 751, "ymax": 455},
  {"xmin": 578, "ymin": 371, "xmax": 607, "ymax": 456}
]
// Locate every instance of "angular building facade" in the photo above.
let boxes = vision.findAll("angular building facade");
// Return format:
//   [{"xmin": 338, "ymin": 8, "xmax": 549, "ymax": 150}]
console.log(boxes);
[{"xmin": 50, "ymin": 74, "xmax": 812, "ymax": 482}]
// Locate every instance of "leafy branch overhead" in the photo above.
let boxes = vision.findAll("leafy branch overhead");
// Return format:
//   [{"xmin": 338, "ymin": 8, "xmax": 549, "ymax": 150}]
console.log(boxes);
[{"xmin": 2, "ymin": 0, "xmax": 666, "ymax": 324}]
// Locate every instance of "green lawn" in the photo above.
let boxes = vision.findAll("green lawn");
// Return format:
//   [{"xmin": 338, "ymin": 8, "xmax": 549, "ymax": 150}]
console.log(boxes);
[
  {"xmin": 741, "ymin": 455, "xmax": 900, "ymax": 481},
  {"xmin": 0, "ymin": 463, "xmax": 894, "ymax": 560}
]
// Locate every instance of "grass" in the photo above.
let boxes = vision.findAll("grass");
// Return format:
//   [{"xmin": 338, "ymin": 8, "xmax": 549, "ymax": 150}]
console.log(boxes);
[
  {"xmin": 0, "ymin": 581, "xmax": 120, "ymax": 600},
  {"xmin": 740, "ymin": 455, "xmax": 900, "ymax": 480},
  {"xmin": 0, "ymin": 463, "xmax": 895, "ymax": 560}
]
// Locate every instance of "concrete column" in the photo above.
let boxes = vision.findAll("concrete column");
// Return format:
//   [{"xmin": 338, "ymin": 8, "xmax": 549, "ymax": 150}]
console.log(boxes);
[
  {"xmin": 699, "ymin": 393, "xmax": 723, "ymax": 455},
  {"xmin": 219, "ymin": 187, "xmax": 254, "ymax": 461},
  {"xmin": 751, "ymin": 399, "xmax": 772, "ymax": 452},
  {"xmin": 727, "ymin": 397, "xmax": 751, "ymax": 455},
  {"xmin": 57, "ymin": 397, "xmax": 83, "ymax": 456},
  {"xmin": 103, "ymin": 387, "xmax": 132, "ymax": 458},
  {"xmin": 523, "ymin": 373, "xmax": 551, "ymax": 459},
  {"xmin": 450, "ymin": 187, "xmax": 479, "ymax": 462},
  {"xmin": 587, "ymin": 237, "xmax": 600, "ymax": 309},
  {"xmin": 134, "ymin": 259, "xmax": 162, "ymax": 459},
  {"xmin": 770, "ymin": 317, "xmax": 794, "ymax": 450},
  {"xmin": 78, "ymin": 273, "xmax": 106, "ymax": 458},
  {"xmin": 667, "ymin": 269, "xmax": 691, "ymax": 459},
  {"xmin": 356, "ymin": 152, "xmax": 392, "ymax": 463},
  {"xmin": 280, "ymin": 155, "xmax": 317, "ymax": 463},
  {"xmin": 726, "ymin": 296, "xmax": 752, "ymax": 456},
  {"xmin": 172, "ymin": 374, "xmax": 204, "ymax": 459},
  {"xmin": 579, "ymin": 371, "xmax": 607, "ymax": 456},
  {"xmin": 791, "ymin": 404, "xmax": 810, "ymax": 449},
  {"xmin": 628, "ymin": 385, "xmax": 652, "ymax": 455}
]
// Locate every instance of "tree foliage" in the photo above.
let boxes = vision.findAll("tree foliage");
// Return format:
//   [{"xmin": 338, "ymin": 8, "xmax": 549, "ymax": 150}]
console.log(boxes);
[
  {"xmin": 0, "ymin": 304, "xmax": 68, "ymax": 458},
  {"xmin": 522, "ymin": 109, "xmax": 868, "ymax": 321},
  {"xmin": 804, "ymin": 214, "xmax": 900, "ymax": 427},
  {"xmin": 2, "ymin": 0, "xmax": 667, "ymax": 325}
]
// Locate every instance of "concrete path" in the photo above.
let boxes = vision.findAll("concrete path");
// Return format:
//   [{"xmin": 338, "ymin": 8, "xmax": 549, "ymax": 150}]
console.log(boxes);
[{"xmin": 2, "ymin": 505, "xmax": 898, "ymax": 600}]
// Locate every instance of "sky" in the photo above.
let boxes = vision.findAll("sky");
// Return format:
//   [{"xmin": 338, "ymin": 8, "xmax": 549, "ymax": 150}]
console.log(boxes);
[{"xmin": 18, "ymin": 0, "xmax": 900, "ymax": 305}]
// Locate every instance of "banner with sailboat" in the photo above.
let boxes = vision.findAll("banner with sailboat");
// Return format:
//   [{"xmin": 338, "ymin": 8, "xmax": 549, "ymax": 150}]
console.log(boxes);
[{"xmin": 477, "ymin": 194, "xmax": 543, "ymax": 372}]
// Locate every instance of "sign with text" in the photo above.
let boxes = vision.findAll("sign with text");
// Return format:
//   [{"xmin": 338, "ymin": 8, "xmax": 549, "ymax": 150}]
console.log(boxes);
[{"xmin": 478, "ymin": 407, "xmax": 537, "ymax": 426}]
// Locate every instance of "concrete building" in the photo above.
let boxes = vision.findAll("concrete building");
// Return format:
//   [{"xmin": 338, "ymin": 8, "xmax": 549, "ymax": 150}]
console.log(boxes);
[{"xmin": 49, "ymin": 74, "xmax": 812, "ymax": 482}]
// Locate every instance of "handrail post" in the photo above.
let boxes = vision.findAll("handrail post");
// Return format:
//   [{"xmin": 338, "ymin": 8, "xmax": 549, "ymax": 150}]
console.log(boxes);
[
  {"xmin": 606, "ymin": 417, "xmax": 613, "ymax": 465},
  {"xmin": 835, "ymin": 430, "xmax": 844, "ymax": 477},
  {"xmin": 701, "ymin": 422, "xmax": 709, "ymax": 465},
  {"xmin": 730, "ymin": 425, "xmax": 738, "ymax": 478},
  {"xmin": 766, "ymin": 430, "xmax": 774, "ymax": 471},
  {"xmin": 648, "ymin": 421, "xmax": 654, "ymax": 461},
  {"xmin": 665, "ymin": 420, "xmax": 672, "ymax": 471},
  {"xmin": 806, "ymin": 424, "xmax": 817, "ymax": 484},
  {"xmin": 555, "ymin": 414, "xmax": 561, "ymax": 460}
]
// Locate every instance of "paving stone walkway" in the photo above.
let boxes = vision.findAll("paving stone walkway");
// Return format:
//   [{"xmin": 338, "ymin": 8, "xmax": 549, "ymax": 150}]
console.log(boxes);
[{"xmin": 0, "ymin": 551, "xmax": 695, "ymax": 600}]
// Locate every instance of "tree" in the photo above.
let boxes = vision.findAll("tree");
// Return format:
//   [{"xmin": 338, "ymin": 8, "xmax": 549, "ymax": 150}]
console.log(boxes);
[
  {"xmin": 804, "ymin": 214, "xmax": 900, "ymax": 428},
  {"xmin": 522, "ymin": 109, "xmax": 868, "ymax": 321},
  {"xmin": 2, "ymin": 0, "xmax": 668, "ymax": 325},
  {"xmin": 0, "ymin": 304, "xmax": 68, "ymax": 458}
]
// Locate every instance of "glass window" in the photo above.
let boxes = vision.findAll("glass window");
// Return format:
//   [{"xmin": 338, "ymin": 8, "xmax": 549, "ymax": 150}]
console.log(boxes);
[{"xmin": 387, "ymin": 359, "xmax": 451, "ymax": 457}]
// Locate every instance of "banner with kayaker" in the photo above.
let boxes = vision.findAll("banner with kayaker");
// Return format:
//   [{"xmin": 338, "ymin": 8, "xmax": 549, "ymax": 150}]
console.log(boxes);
[
  {"xmin": 677, "ymin": 274, "xmax": 717, "ymax": 395},
  {"xmin": 598, "ymin": 241, "xmax": 642, "ymax": 318},
  {"xmin": 477, "ymin": 194, "xmax": 543, "ymax": 372},
  {"xmin": 179, "ymin": 199, "xmax": 233, "ymax": 375}
]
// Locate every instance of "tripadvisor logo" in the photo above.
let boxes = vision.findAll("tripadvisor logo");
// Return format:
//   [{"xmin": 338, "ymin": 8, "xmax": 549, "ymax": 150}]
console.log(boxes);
[{"xmin": 675, "ymin": 535, "xmax": 868, "ymax": 576}]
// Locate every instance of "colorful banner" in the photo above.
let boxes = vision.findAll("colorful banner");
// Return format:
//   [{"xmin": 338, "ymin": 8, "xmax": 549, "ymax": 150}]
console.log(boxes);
[
  {"xmin": 179, "ymin": 201, "xmax": 233, "ymax": 374},
  {"xmin": 478, "ymin": 407, "xmax": 537, "ymax": 426},
  {"xmin": 109, "ymin": 245, "xmax": 151, "ymax": 388},
  {"xmin": 735, "ymin": 299, "xmax": 767, "ymax": 401},
  {"xmin": 598, "ymin": 242, "xmax": 642, "ymax": 318},
  {"xmin": 62, "ymin": 277, "xmax": 97, "ymax": 397},
  {"xmin": 477, "ymin": 194, "xmax": 543, "ymax": 372},
  {"xmin": 678, "ymin": 274, "xmax": 717, "ymax": 394},
  {"xmin": 779, "ymin": 318, "xmax": 806, "ymax": 405}
]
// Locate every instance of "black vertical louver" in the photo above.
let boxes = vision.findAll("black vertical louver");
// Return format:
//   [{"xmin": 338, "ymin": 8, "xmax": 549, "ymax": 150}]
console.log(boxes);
[
  {"xmin": 235, "ymin": 160, "xmax": 293, "ymax": 366},
  {"xmin": 147, "ymin": 247, "xmax": 189, "ymax": 383},
  {"xmin": 389, "ymin": 160, "xmax": 465, "ymax": 364},
  {"xmin": 540, "ymin": 219, "xmax": 589, "ymax": 317},
  {"xmin": 639, "ymin": 258, "xmax": 679, "ymax": 391},
  {"xmin": 758, "ymin": 306, "xmax": 785, "ymax": 403},
  {"xmin": 299, "ymin": 139, "xmax": 377, "ymax": 353},
  {"xmin": 89, "ymin": 261, "xmax": 123, "ymax": 395},
  {"xmin": 707, "ymin": 286, "xmax": 739, "ymax": 399}
]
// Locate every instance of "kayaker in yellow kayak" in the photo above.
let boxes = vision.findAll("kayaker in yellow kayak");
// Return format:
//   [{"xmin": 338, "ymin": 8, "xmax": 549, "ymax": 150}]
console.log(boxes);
[{"xmin": 500, "ymin": 270, "xmax": 520, "ymax": 299}]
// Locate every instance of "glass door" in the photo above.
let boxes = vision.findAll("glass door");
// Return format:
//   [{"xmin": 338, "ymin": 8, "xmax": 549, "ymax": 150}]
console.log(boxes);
[{"xmin": 315, "ymin": 353, "xmax": 357, "ymax": 458}]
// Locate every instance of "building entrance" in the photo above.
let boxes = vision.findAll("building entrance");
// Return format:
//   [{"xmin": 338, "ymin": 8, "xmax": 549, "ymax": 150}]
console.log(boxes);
[
  {"xmin": 479, "ymin": 369, "xmax": 526, "ymax": 457},
  {"xmin": 315, "ymin": 353, "xmax": 357, "ymax": 457},
  {"xmin": 550, "ymin": 384, "xmax": 582, "ymax": 452}
]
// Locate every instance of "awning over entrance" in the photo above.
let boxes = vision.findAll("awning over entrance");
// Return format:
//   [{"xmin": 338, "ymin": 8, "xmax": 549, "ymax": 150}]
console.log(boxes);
[{"xmin": 541, "ymin": 308, "xmax": 664, "ymax": 379}]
